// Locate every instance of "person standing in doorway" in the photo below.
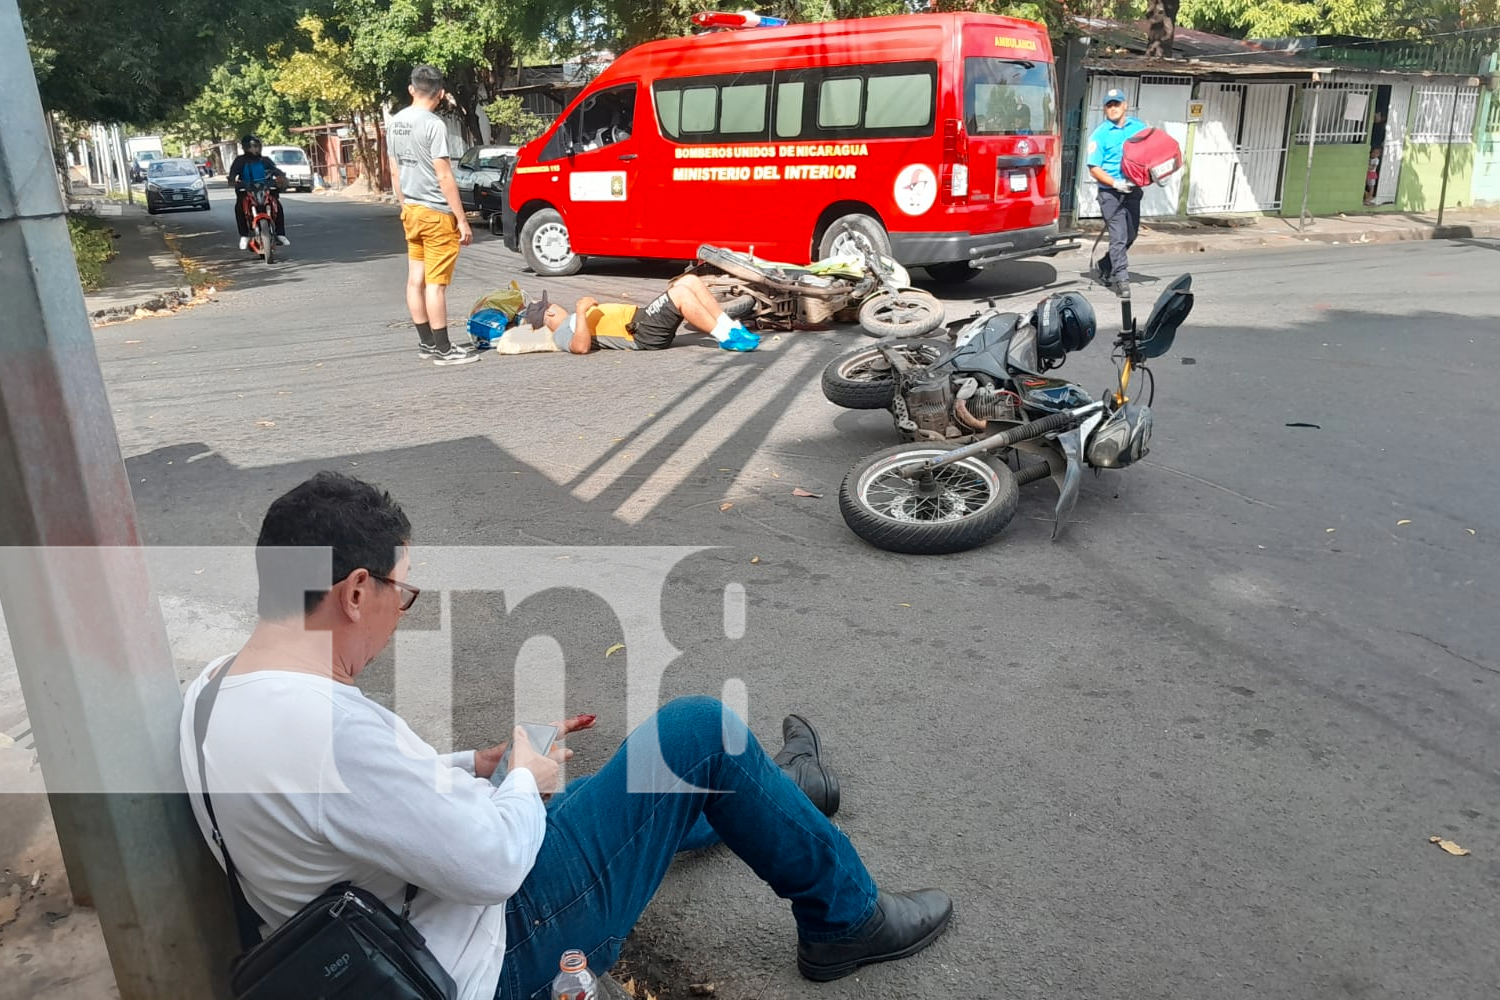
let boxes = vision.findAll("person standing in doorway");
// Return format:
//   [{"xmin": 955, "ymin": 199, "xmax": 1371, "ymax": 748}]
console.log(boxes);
[
  {"xmin": 389, "ymin": 65, "xmax": 480, "ymax": 366},
  {"xmin": 1087, "ymin": 89, "xmax": 1147, "ymax": 297}
]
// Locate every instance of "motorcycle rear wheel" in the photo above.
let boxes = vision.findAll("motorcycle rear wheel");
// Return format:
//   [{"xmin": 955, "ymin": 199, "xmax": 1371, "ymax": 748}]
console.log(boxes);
[
  {"xmin": 857, "ymin": 288, "xmax": 945, "ymax": 339},
  {"xmin": 840, "ymin": 444, "xmax": 1019, "ymax": 555},
  {"xmin": 821, "ymin": 339, "xmax": 947, "ymax": 410}
]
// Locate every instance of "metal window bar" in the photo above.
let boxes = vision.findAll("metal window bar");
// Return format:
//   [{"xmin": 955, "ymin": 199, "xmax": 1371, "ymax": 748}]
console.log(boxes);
[
  {"xmin": 1295, "ymin": 83, "xmax": 1370, "ymax": 144},
  {"xmin": 1410, "ymin": 85, "xmax": 1480, "ymax": 143}
]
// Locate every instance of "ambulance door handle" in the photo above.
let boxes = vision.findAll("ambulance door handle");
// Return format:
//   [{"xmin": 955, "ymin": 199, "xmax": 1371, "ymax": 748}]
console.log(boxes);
[{"xmin": 618, "ymin": 153, "xmax": 638, "ymax": 161}]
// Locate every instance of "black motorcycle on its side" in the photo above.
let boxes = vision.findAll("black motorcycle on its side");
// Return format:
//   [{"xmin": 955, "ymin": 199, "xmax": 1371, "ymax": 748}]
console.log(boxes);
[{"xmin": 821, "ymin": 277, "xmax": 1195, "ymax": 554}]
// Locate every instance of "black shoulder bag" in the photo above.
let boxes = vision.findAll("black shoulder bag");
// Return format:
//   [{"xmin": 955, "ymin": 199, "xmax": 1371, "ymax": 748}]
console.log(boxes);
[{"xmin": 193, "ymin": 659, "xmax": 458, "ymax": 1000}]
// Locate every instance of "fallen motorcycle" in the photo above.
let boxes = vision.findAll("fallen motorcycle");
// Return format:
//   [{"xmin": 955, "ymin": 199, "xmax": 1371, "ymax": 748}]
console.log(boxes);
[
  {"xmin": 825, "ymin": 276, "xmax": 1194, "ymax": 554},
  {"xmin": 690, "ymin": 243, "xmax": 945, "ymax": 337}
]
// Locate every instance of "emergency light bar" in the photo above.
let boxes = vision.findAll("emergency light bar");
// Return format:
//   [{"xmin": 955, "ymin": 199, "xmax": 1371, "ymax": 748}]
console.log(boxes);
[{"xmin": 691, "ymin": 10, "xmax": 789, "ymax": 27}]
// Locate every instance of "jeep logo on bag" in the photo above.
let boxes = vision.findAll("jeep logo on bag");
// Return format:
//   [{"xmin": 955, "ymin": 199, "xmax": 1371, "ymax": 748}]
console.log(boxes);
[{"xmin": 323, "ymin": 953, "xmax": 352, "ymax": 979}]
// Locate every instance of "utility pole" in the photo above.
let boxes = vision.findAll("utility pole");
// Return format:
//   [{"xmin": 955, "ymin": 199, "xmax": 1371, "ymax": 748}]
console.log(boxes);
[
  {"xmin": 0, "ymin": 0, "xmax": 236, "ymax": 996},
  {"xmin": 1299, "ymin": 74, "xmax": 1322, "ymax": 234}
]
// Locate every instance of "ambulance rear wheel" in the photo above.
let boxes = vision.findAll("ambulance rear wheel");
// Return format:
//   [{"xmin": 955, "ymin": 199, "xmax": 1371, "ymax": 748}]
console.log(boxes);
[
  {"xmin": 818, "ymin": 213, "xmax": 891, "ymax": 263},
  {"xmin": 521, "ymin": 208, "xmax": 583, "ymax": 276}
]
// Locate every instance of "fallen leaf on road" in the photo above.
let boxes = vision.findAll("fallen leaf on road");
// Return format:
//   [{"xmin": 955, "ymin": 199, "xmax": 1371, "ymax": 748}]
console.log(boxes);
[
  {"xmin": 605, "ymin": 643, "xmax": 625, "ymax": 658},
  {"xmin": 0, "ymin": 732, "xmax": 13, "ymax": 749},
  {"xmin": 719, "ymin": 503, "xmax": 733, "ymax": 512},
  {"xmin": 622, "ymin": 980, "xmax": 636, "ymax": 998},
  {"xmin": 688, "ymin": 985, "xmax": 716, "ymax": 996},
  {"xmin": 750, "ymin": 556, "xmax": 760, "ymax": 564},
  {"xmin": 314, "ymin": 362, "xmax": 324, "ymax": 368},
  {"xmin": 255, "ymin": 420, "xmax": 276, "ymax": 428},
  {"xmin": 791, "ymin": 488, "xmax": 822, "ymax": 498},
  {"xmin": 124, "ymin": 339, "xmax": 141, "ymax": 345},
  {"xmin": 1326, "ymin": 528, "xmax": 1336, "ymax": 533},
  {"xmin": 771, "ymin": 472, "xmax": 781, "ymax": 479},
  {"xmin": 1466, "ymin": 529, "xmax": 1476, "ymax": 536},
  {"xmin": 194, "ymin": 569, "xmax": 204, "ymax": 575},
  {"xmin": 1397, "ymin": 519, "xmax": 1411, "ymax": 526},
  {"xmin": 1429, "ymin": 836, "xmax": 1470, "ymax": 856},
  {"xmin": 898, "ymin": 603, "xmax": 912, "ymax": 607}
]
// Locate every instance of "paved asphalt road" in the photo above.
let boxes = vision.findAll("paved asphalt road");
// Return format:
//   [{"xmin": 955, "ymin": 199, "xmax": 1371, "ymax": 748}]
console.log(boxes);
[{"xmin": 81, "ymin": 180, "xmax": 1500, "ymax": 998}]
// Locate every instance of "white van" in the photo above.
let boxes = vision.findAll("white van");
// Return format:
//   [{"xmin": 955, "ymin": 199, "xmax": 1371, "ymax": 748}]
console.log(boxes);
[{"xmin": 263, "ymin": 145, "xmax": 314, "ymax": 192}]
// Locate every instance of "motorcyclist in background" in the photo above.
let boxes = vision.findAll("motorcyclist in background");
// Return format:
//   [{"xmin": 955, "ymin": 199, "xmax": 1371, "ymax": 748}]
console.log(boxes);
[{"xmin": 227, "ymin": 134, "xmax": 290, "ymax": 250}]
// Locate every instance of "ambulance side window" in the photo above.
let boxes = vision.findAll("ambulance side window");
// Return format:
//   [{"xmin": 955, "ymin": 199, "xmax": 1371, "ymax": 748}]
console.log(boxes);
[
  {"xmin": 540, "ymin": 84, "xmax": 637, "ymax": 160},
  {"xmin": 775, "ymin": 81, "xmax": 806, "ymax": 138}
]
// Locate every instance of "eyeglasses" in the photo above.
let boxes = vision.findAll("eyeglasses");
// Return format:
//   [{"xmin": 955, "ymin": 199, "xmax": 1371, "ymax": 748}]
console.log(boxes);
[{"xmin": 369, "ymin": 573, "xmax": 421, "ymax": 611}]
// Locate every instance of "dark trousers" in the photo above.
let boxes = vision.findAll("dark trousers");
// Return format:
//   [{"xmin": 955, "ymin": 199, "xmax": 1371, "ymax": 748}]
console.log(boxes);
[
  {"xmin": 234, "ymin": 191, "xmax": 286, "ymax": 237},
  {"xmin": 1098, "ymin": 184, "xmax": 1143, "ymax": 283}
]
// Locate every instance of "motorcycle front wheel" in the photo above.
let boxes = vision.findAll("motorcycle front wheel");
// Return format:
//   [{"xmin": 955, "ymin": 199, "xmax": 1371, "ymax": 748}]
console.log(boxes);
[
  {"xmin": 258, "ymin": 219, "xmax": 274, "ymax": 264},
  {"xmin": 821, "ymin": 339, "xmax": 947, "ymax": 410},
  {"xmin": 857, "ymin": 288, "xmax": 945, "ymax": 338},
  {"xmin": 840, "ymin": 444, "xmax": 1019, "ymax": 555}
]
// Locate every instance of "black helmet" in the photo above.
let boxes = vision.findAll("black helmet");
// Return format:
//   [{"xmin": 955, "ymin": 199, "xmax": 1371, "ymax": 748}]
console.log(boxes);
[
  {"xmin": 1033, "ymin": 290, "xmax": 1097, "ymax": 363},
  {"xmin": 241, "ymin": 134, "xmax": 263, "ymax": 151}
]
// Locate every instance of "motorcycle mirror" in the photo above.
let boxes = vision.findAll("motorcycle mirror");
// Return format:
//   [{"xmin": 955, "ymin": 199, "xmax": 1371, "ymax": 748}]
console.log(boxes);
[{"xmin": 1137, "ymin": 274, "xmax": 1194, "ymax": 359}]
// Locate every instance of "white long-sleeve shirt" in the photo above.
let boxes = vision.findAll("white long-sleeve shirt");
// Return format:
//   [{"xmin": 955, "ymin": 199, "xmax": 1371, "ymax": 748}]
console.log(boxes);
[{"xmin": 179, "ymin": 656, "xmax": 547, "ymax": 1000}]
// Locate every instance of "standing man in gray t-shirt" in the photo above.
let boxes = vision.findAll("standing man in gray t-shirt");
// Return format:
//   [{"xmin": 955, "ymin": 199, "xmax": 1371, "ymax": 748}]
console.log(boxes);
[{"xmin": 388, "ymin": 64, "xmax": 480, "ymax": 366}]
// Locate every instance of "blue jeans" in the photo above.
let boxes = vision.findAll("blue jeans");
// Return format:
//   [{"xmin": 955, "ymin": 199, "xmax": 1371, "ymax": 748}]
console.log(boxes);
[{"xmin": 496, "ymin": 696, "xmax": 878, "ymax": 1000}]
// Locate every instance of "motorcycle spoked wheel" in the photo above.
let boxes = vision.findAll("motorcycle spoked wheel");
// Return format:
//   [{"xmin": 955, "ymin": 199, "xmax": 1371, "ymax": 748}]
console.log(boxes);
[
  {"xmin": 820, "ymin": 339, "xmax": 947, "ymax": 410},
  {"xmin": 839, "ymin": 444, "xmax": 1019, "ymax": 555},
  {"xmin": 857, "ymin": 288, "xmax": 945, "ymax": 339},
  {"xmin": 258, "ymin": 219, "xmax": 274, "ymax": 264}
]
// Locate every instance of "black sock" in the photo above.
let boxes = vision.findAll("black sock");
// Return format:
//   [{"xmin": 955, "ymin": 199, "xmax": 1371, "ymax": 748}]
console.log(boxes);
[
  {"xmin": 415, "ymin": 321, "xmax": 434, "ymax": 348},
  {"xmin": 431, "ymin": 327, "xmax": 453, "ymax": 351}
]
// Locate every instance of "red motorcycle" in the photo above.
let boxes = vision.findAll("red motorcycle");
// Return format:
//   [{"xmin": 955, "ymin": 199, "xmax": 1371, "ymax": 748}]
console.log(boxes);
[{"xmin": 240, "ymin": 178, "xmax": 283, "ymax": 264}]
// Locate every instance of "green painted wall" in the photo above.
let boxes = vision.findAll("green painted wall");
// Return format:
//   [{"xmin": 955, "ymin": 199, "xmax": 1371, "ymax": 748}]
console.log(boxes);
[
  {"xmin": 1280, "ymin": 144, "xmax": 1372, "ymax": 216},
  {"xmin": 1396, "ymin": 143, "xmax": 1476, "ymax": 212},
  {"xmin": 1473, "ymin": 88, "xmax": 1500, "ymax": 205}
]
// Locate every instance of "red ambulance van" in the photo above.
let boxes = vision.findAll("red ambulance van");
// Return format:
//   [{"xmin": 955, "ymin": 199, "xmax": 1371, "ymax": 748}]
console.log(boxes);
[{"xmin": 500, "ymin": 12, "xmax": 1075, "ymax": 282}]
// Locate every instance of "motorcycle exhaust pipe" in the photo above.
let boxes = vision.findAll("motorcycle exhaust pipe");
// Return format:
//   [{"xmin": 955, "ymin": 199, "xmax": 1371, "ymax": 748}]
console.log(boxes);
[{"xmin": 903, "ymin": 408, "xmax": 1093, "ymax": 478}]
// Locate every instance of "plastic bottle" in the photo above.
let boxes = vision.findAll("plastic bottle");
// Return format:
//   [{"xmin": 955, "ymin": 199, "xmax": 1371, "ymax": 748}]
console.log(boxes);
[{"xmin": 550, "ymin": 950, "xmax": 598, "ymax": 1000}]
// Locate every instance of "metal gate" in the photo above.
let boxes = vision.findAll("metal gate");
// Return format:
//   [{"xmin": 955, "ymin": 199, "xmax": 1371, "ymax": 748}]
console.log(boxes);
[
  {"xmin": 1188, "ymin": 83, "xmax": 1293, "ymax": 214},
  {"xmin": 1375, "ymin": 83, "xmax": 1411, "ymax": 205}
]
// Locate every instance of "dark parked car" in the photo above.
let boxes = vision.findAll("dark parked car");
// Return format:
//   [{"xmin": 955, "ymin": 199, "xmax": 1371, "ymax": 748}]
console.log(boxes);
[
  {"xmin": 454, "ymin": 144, "xmax": 517, "ymax": 213},
  {"xmin": 145, "ymin": 158, "xmax": 210, "ymax": 214},
  {"xmin": 473, "ymin": 154, "xmax": 518, "ymax": 235}
]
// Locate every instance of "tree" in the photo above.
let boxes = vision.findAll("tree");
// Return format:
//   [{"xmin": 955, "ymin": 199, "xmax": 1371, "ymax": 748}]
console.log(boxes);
[
  {"xmin": 339, "ymin": 0, "xmax": 559, "ymax": 144},
  {"xmin": 19, "ymin": 0, "xmax": 305, "ymax": 124},
  {"xmin": 1146, "ymin": 0, "xmax": 1180, "ymax": 55},
  {"xmin": 172, "ymin": 53, "xmax": 323, "ymax": 147},
  {"xmin": 273, "ymin": 16, "xmax": 384, "ymax": 185}
]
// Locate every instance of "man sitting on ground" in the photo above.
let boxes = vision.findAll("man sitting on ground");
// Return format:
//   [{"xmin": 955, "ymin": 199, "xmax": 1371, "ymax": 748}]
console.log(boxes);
[
  {"xmin": 542, "ymin": 274, "xmax": 760, "ymax": 353},
  {"xmin": 179, "ymin": 472, "xmax": 952, "ymax": 1000}
]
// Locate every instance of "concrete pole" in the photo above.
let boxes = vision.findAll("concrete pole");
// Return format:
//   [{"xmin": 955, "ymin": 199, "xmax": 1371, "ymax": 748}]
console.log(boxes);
[
  {"xmin": 0, "ymin": 1, "xmax": 237, "ymax": 996},
  {"xmin": 1299, "ymin": 77, "xmax": 1321, "ymax": 234}
]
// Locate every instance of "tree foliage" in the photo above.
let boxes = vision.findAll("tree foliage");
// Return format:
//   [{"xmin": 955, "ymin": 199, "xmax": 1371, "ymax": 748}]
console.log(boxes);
[
  {"xmin": 19, "ymin": 0, "xmax": 304, "ymax": 124},
  {"xmin": 172, "ymin": 52, "xmax": 322, "ymax": 146},
  {"xmin": 1179, "ymin": 0, "xmax": 1500, "ymax": 38}
]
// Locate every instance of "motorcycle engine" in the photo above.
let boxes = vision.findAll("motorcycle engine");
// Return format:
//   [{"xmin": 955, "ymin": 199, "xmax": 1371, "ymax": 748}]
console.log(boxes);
[{"xmin": 901, "ymin": 374, "xmax": 955, "ymax": 441}]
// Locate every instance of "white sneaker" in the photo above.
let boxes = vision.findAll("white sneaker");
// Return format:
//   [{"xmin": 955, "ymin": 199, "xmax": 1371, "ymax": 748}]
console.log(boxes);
[
  {"xmin": 238, "ymin": 237, "xmax": 249, "ymax": 250},
  {"xmin": 432, "ymin": 345, "xmax": 482, "ymax": 366},
  {"xmin": 276, "ymin": 235, "xmax": 291, "ymax": 246}
]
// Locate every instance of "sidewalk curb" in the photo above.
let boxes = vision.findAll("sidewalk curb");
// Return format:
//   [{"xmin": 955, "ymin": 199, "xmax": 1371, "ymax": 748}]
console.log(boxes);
[
  {"xmin": 75, "ymin": 202, "xmax": 200, "ymax": 324},
  {"xmin": 1101, "ymin": 221, "xmax": 1500, "ymax": 259}
]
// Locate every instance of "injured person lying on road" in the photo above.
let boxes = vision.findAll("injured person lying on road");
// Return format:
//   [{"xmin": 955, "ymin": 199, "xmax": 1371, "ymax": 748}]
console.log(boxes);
[{"xmin": 494, "ymin": 275, "xmax": 760, "ymax": 355}]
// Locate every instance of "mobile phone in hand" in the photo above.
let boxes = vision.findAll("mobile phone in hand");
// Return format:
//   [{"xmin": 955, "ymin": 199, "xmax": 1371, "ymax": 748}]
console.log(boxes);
[{"xmin": 492, "ymin": 722, "xmax": 560, "ymax": 784}]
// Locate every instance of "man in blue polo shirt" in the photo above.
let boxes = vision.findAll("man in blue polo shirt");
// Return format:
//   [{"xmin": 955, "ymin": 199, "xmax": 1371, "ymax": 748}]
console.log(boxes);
[{"xmin": 1087, "ymin": 89, "xmax": 1147, "ymax": 295}]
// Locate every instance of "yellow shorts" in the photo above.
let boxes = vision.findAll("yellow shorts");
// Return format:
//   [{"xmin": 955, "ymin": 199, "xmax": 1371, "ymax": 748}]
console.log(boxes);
[{"xmin": 401, "ymin": 204, "xmax": 461, "ymax": 286}]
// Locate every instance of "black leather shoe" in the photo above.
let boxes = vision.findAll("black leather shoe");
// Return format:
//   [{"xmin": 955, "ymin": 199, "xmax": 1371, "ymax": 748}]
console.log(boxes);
[
  {"xmin": 797, "ymin": 888, "xmax": 954, "ymax": 982},
  {"xmin": 772, "ymin": 714, "xmax": 840, "ymax": 818}
]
